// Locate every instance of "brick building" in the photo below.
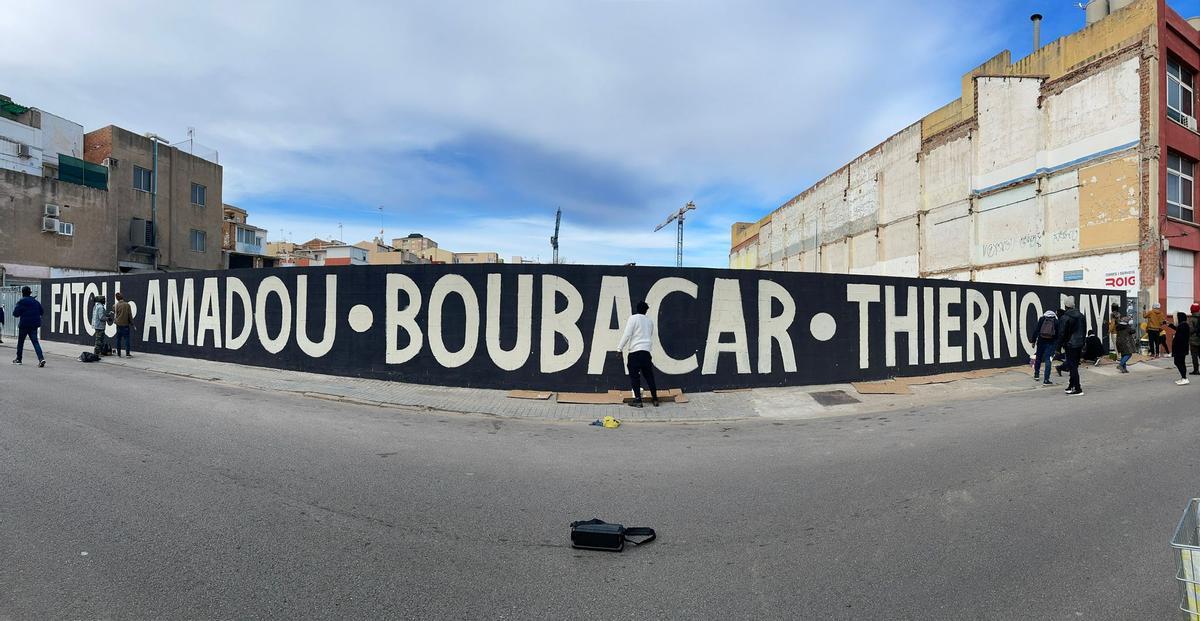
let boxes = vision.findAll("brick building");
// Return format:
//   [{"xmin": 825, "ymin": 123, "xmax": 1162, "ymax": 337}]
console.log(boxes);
[{"xmin": 730, "ymin": 0, "xmax": 1200, "ymax": 316}]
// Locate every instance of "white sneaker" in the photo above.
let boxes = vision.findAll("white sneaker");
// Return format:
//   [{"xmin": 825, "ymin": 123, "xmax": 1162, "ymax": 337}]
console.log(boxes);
[{"xmin": 1177, "ymin": 378, "xmax": 1191, "ymax": 386}]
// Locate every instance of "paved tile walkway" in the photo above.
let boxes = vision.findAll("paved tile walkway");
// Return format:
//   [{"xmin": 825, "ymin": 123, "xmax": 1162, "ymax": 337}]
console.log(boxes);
[{"xmin": 4, "ymin": 338, "xmax": 1180, "ymax": 421}]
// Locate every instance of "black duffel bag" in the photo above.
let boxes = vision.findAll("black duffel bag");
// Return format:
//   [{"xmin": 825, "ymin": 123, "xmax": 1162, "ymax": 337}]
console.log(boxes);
[{"xmin": 569, "ymin": 518, "xmax": 656, "ymax": 552}]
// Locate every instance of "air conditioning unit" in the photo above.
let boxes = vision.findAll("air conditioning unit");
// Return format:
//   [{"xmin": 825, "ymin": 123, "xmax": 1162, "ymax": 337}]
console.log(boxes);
[
  {"xmin": 16, "ymin": 143, "xmax": 30, "ymax": 158},
  {"xmin": 42, "ymin": 217, "xmax": 59, "ymax": 232},
  {"xmin": 43, "ymin": 203, "xmax": 60, "ymax": 218},
  {"xmin": 57, "ymin": 221, "xmax": 74, "ymax": 237},
  {"xmin": 1189, "ymin": 116, "xmax": 1198, "ymax": 132}
]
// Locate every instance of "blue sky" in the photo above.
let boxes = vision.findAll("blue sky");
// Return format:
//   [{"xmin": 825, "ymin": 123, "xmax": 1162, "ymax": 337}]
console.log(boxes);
[{"xmin": 5, "ymin": 1, "xmax": 1200, "ymax": 267}]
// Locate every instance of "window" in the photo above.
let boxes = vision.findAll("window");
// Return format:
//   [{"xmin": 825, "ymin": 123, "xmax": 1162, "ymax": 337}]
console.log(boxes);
[
  {"xmin": 236, "ymin": 227, "xmax": 260, "ymax": 245},
  {"xmin": 133, "ymin": 166, "xmax": 153, "ymax": 192},
  {"xmin": 190, "ymin": 183, "xmax": 206, "ymax": 206},
  {"xmin": 1168, "ymin": 152, "xmax": 1195, "ymax": 222},
  {"xmin": 1169, "ymin": 58, "xmax": 1195, "ymax": 126},
  {"xmin": 190, "ymin": 229, "xmax": 207, "ymax": 252}
]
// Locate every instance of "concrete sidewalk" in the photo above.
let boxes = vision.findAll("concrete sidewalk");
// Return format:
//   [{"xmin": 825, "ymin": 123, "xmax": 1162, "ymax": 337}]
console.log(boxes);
[{"xmin": 4, "ymin": 338, "xmax": 1181, "ymax": 421}]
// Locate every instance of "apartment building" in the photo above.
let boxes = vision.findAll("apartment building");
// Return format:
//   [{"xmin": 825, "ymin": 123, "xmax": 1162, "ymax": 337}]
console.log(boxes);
[
  {"xmin": 730, "ymin": 0, "xmax": 1200, "ymax": 315},
  {"xmin": 82, "ymin": 125, "xmax": 224, "ymax": 272}
]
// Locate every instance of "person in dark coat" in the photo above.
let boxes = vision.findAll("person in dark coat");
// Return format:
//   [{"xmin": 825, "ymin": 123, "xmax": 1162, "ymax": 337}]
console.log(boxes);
[
  {"xmin": 1170, "ymin": 311, "xmax": 1192, "ymax": 385},
  {"xmin": 0, "ymin": 303, "xmax": 5, "ymax": 344},
  {"xmin": 1113, "ymin": 309, "xmax": 1136, "ymax": 373},
  {"xmin": 1058, "ymin": 297, "xmax": 1087, "ymax": 395},
  {"xmin": 12, "ymin": 286, "xmax": 45, "ymax": 367}
]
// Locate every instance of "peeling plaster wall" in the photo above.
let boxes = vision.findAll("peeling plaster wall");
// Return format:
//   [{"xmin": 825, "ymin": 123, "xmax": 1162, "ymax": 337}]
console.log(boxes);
[{"xmin": 739, "ymin": 44, "xmax": 1147, "ymax": 300}]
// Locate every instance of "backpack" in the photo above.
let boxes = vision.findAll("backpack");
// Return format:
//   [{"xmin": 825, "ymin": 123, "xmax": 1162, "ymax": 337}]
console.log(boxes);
[
  {"xmin": 1038, "ymin": 317, "xmax": 1057, "ymax": 340},
  {"xmin": 79, "ymin": 351, "xmax": 100, "ymax": 363}
]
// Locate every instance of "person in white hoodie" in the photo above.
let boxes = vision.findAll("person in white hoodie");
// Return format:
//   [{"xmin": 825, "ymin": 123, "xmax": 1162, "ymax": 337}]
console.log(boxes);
[{"xmin": 617, "ymin": 301, "xmax": 659, "ymax": 408}]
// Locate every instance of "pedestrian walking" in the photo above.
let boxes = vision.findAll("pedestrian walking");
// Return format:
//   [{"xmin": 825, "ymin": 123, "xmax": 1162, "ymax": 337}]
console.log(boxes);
[
  {"xmin": 90, "ymin": 294, "xmax": 109, "ymax": 357},
  {"xmin": 1190, "ymin": 303, "xmax": 1200, "ymax": 375},
  {"xmin": 617, "ymin": 301, "xmax": 659, "ymax": 408},
  {"xmin": 0, "ymin": 303, "xmax": 5, "ymax": 344},
  {"xmin": 1170, "ymin": 311, "xmax": 1192, "ymax": 385},
  {"xmin": 1145, "ymin": 303, "xmax": 1166, "ymax": 357},
  {"xmin": 11, "ymin": 286, "xmax": 45, "ymax": 367},
  {"xmin": 1058, "ymin": 297, "xmax": 1087, "ymax": 395},
  {"xmin": 112, "ymin": 292, "xmax": 133, "ymax": 357},
  {"xmin": 1031, "ymin": 310, "xmax": 1058, "ymax": 385},
  {"xmin": 1114, "ymin": 308, "xmax": 1135, "ymax": 373}
]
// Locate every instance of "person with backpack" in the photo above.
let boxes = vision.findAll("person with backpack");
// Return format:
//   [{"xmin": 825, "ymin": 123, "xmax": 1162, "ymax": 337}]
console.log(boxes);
[
  {"xmin": 1031, "ymin": 310, "xmax": 1059, "ymax": 385},
  {"xmin": 1058, "ymin": 297, "xmax": 1087, "ymax": 395},
  {"xmin": 1170, "ymin": 311, "xmax": 1193, "ymax": 385},
  {"xmin": 90, "ymin": 294, "xmax": 110, "ymax": 357},
  {"xmin": 11, "ymin": 286, "xmax": 45, "ymax": 367}
]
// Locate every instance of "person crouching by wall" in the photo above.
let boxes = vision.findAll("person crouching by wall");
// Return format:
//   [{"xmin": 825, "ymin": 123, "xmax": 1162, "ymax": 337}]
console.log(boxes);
[
  {"xmin": 90, "ymin": 294, "xmax": 109, "ymax": 357},
  {"xmin": 1082, "ymin": 330, "xmax": 1105, "ymax": 365},
  {"xmin": 1170, "ymin": 311, "xmax": 1192, "ymax": 386},
  {"xmin": 113, "ymin": 292, "xmax": 133, "ymax": 358},
  {"xmin": 617, "ymin": 301, "xmax": 659, "ymax": 408}
]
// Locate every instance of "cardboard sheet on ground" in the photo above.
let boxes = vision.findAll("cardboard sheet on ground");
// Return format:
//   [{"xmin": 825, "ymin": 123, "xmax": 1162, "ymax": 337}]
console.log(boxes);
[
  {"xmin": 608, "ymin": 388, "xmax": 688, "ymax": 403},
  {"xmin": 557, "ymin": 392, "xmax": 626, "ymax": 405},
  {"xmin": 851, "ymin": 381, "xmax": 913, "ymax": 395},
  {"xmin": 507, "ymin": 390, "xmax": 554, "ymax": 400}
]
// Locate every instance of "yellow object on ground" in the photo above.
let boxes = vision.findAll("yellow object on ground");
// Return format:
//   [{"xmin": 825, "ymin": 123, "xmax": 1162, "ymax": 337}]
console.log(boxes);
[{"xmin": 602, "ymin": 416, "xmax": 621, "ymax": 429}]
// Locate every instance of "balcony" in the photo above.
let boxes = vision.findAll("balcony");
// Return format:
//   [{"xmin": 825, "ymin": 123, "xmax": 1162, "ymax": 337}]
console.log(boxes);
[{"xmin": 235, "ymin": 241, "xmax": 264, "ymax": 255}]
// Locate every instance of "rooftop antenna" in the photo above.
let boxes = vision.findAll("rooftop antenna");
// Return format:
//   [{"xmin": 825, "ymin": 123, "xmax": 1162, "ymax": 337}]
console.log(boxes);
[
  {"xmin": 550, "ymin": 207, "xmax": 561, "ymax": 264},
  {"xmin": 378, "ymin": 205, "xmax": 385, "ymax": 239},
  {"xmin": 654, "ymin": 201, "xmax": 696, "ymax": 268}
]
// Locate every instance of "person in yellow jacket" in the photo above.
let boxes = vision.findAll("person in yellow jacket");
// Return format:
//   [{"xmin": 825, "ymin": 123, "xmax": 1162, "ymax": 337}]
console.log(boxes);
[{"xmin": 1145, "ymin": 303, "xmax": 1167, "ymax": 357}]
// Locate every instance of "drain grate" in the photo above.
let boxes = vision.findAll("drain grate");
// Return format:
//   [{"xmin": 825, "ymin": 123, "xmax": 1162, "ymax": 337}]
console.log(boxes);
[{"xmin": 808, "ymin": 390, "xmax": 861, "ymax": 407}]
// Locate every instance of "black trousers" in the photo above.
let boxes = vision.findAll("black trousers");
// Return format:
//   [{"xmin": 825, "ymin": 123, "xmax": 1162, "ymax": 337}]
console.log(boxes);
[
  {"xmin": 1064, "ymin": 346, "xmax": 1083, "ymax": 390},
  {"xmin": 1176, "ymin": 353, "xmax": 1189, "ymax": 380},
  {"xmin": 1148, "ymin": 330, "xmax": 1161, "ymax": 356},
  {"xmin": 627, "ymin": 350, "xmax": 658, "ymax": 402}
]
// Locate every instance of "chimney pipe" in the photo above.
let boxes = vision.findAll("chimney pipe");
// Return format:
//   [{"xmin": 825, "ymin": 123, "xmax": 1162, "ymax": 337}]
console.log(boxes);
[{"xmin": 1031, "ymin": 13, "xmax": 1043, "ymax": 50}]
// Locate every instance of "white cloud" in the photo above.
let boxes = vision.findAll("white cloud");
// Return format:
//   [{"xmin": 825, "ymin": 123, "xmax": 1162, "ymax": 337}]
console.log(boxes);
[{"xmin": 1, "ymin": 1, "xmax": 1003, "ymax": 266}]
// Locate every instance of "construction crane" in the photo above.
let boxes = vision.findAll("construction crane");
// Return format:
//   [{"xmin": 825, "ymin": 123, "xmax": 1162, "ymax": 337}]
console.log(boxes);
[
  {"xmin": 550, "ymin": 207, "xmax": 561, "ymax": 264},
  {"xmin": 654, "ymin": 201, "xmax": 696, "ymax": 267}
]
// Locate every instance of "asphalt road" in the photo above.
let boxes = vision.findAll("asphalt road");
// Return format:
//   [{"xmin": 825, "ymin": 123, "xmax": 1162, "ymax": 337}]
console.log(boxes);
[{"xmin": 0, "ymin": 353, "xmax": 1194, "ymax": 619}]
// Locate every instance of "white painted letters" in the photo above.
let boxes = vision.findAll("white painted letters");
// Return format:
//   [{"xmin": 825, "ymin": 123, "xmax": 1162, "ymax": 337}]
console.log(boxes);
[
  {"xmin": 702, "ymin": 278, "xmax": 751, "ymax": 375},
  {"xmin": 485, "ymin": 273, "xmax": 533, "ymax": 371},
  {"xmin": 586, "ymin": 276, "xmax": 633, "ymax": 375},
  {"xmin": 386, "ymin": 273, "xmax": 423, "ymax": 365},
  {"xmin": 539, "ymin": 275, "xmax": 584, "ymax": 373},
  {"xmin": 427, "ymin": 274, "xmax": 479, "ymax": 368},
  {"xmin": 757, "ymin": 279, "xmax": 797, "ymax": 374},
  {"xmin": 296, "ymin": 274, "xmax": 337, "ymax": 358},
  {"xmin": 847, "ymin": 283, "xmax": 881, "ymax": 369},
  {"xmin": 255, "ymin": 276, "xmax": 291, "ymax": 354}
]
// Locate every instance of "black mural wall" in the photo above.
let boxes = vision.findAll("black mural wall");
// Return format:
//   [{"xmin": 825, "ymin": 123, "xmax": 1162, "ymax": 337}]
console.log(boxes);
[{"xmin": 40, "ymin": 265, "xmax": 1123, "ymax": 392}]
